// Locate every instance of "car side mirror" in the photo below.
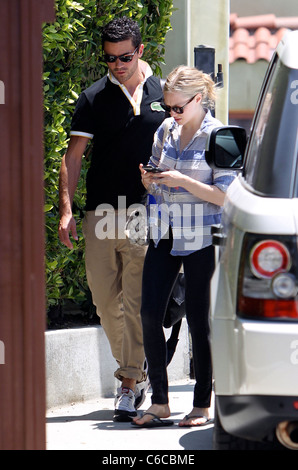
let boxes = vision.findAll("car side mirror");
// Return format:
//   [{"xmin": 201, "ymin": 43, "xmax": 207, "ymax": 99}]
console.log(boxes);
[{"xmin": 205, "ymin": 126, "xmax": 247, "ymax": 170}]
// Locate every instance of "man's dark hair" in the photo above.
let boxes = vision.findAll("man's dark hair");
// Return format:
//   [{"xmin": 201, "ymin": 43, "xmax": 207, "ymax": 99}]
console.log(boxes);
[{"xmin": 102, "ymin": 16, "xmax": 142, "ymax": 49}]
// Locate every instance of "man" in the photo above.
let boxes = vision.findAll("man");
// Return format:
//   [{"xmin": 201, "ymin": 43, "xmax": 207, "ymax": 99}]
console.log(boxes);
[{"xmin": 58, "ymin": 16, "xmax": 165, "ymax": 422}]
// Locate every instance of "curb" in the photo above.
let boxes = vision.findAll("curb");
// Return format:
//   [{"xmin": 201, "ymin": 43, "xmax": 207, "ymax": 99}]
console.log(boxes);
[{"xmin": 45, "ymin": 319, "xmax": 190, "ymax": 410}]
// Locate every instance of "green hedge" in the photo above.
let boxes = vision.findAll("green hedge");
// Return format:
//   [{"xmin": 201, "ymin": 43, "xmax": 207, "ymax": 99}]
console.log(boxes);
[{"xmin": 43, "ymin": 0, "xmax": 174, "ymax": 317}]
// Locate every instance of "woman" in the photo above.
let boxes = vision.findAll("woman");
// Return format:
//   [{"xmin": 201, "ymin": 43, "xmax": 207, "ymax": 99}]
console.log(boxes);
[{"xmin": 132, "ymin": 65, "xmax": 235, "ymax": 427}]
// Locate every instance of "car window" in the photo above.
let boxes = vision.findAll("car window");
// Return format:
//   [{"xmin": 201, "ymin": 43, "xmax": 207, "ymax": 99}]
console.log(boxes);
[{"xmin": 244, "ymin": 56, "xmax": 298, "ymax": 198}]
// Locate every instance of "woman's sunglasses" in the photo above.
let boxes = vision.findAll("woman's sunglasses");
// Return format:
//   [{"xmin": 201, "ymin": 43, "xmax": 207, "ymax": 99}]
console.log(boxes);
[
  {"xmin": 103, "ymin": 47, "xmax": 138, "ymax": 63},
  {"xmin": 161, "ymin": 95, "xmax": 196, "ymax": 114}
]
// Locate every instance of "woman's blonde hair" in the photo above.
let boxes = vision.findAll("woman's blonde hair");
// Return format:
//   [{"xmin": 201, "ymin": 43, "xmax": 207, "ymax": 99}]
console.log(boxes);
[{"xmin": 164, "ymin": 65, "xmax": 217, "ymax": 110}]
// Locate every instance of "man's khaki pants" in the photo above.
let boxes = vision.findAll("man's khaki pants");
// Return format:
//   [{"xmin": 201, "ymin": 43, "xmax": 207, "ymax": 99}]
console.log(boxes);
[{"xmin": 82, "ymin": 210, "xmax": 146, "ymax": 383}]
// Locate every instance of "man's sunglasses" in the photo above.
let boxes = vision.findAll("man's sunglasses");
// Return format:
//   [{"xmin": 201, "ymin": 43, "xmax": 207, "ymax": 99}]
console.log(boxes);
[
  {"xmin": 161, "ymin": 95, "xmax": 196, "ymax": 114},
  {"xmin": 103, "ymin": 47, "xmax": 138, "ymax": 63}
]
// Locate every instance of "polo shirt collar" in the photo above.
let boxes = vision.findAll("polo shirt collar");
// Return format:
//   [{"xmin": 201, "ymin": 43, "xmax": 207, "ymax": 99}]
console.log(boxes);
[
  {"xmin": 108, "ymin": 62, "xmax": 153, "ymax": 85},
  {"xmin": 107, "ymin": 63, "xmax": 153, "ymax": 116}
]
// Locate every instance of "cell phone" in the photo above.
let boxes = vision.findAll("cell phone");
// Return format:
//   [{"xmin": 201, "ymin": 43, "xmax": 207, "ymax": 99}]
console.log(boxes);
[{"xmin": 143, "ymin": 166, "xmax": 164, "ymax": 173}]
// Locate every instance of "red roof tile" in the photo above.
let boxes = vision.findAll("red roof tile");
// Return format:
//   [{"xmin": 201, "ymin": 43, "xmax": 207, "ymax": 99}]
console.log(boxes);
[{"xmin": 230, "ymin": 13, "xmax": 298, "ymax": 63}]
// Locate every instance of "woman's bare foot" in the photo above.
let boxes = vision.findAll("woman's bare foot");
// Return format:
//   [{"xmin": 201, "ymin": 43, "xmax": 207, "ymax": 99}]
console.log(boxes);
[
  {"xmin": 178, "ymin": 407, "xmax": 211, "ymax": 427},
  {"xmin": 132, "ymin": 404, "xmax": 170, "ymax": 426}
]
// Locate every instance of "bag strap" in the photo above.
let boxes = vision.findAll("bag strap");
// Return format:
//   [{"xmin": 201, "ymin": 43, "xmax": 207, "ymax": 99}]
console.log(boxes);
[
  {"xmin": 162, "ymin": 118, "xmax": 171, "ymax": 146},
  {"xmin": 166, "ymin": 319, "xmax": 182, "ymax": 366},
  {"xmin": 159, "ymin": 117, "xmax": 171, "ymax": 168},
  {"xmin": 160, "ymin": 78, "xmax": 166, "ymax": 90}
]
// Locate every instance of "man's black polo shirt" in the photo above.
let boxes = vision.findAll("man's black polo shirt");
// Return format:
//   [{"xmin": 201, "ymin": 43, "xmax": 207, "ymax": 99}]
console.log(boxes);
[{"xmin": 70, "ymin": 70, "xmax": 165, "ymax": 210}]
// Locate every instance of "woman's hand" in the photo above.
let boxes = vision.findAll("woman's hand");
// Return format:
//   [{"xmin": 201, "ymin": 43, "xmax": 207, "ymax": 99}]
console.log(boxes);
[
  {"xmin": 140, "ymin": 164, "xmax": 225, "ymax": 205},
  {"xmin": 148, "ymin": 167, "xmax": 226, "ymax": 206},
  {"xmin": 139, "ymin": 163, "xmax": 157, "ymax": 189},
  {"xmin": 139, "ymin": 165, "xmax": 186, "ymax": 190},
  {"xmin": 152, "ymin": 169, "xmax": 186, "ymax": 188}
]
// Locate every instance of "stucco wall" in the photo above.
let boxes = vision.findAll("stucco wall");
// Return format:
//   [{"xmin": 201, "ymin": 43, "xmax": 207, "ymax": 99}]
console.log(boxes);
[
  {"xmin": 230, "ymin": 0, "xmax": 298, "ymax": 16},
  {"xmin": 229, "ymin": 60, "xmax": 268, "ymax": 112}
]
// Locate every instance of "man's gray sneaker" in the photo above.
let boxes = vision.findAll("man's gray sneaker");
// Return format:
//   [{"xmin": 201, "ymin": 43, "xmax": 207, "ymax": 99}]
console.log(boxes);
[
  {"xmin": 113, "ymin": 387, "xmax": 137, "ymax": 422},
  {"xmin": 134, "ymin": 375, "xmax": 150, "ymax": 409}
]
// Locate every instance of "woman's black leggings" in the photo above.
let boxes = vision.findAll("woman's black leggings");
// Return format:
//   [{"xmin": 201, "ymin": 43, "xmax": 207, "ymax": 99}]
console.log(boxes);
[{"xmin": 141, "ymin": 234, "xmax": 215, "ymax": 408}]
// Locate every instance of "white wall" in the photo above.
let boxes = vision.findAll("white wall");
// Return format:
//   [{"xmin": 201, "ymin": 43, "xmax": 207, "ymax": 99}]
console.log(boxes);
[
  {"xmin": 230, "ymin": 0, "xmax": 298, "ymax": 16},
  {"xmin": 229, "ymin": 61, "xmax": 268, "ymax": 112}
]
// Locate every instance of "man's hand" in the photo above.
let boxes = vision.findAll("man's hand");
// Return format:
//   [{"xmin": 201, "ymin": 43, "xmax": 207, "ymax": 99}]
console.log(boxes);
[
  {"xmin": 58, "ymin": 214, "xmax": 78, "ymax": 249},
  {"xmin": 58, "ymin": 135, "xmax": 89, "ymax": 249}
]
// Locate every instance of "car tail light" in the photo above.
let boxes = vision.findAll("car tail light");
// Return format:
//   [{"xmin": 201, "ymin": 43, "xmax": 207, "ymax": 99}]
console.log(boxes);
[{"xmin": 237, "ymin": 234, "xmax": 298, "ymax": 320}]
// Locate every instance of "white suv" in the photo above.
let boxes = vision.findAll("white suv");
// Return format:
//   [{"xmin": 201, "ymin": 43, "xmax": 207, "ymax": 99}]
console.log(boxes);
[{"xmin": 206, "ymin": 30, "xmax": 298, "ymax": 450}]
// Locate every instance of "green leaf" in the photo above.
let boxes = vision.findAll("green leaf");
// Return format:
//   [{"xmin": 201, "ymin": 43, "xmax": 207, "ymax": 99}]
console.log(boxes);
[{"xmin": 44, "ymin": 204, "xmax": 54, "ymax": 213}]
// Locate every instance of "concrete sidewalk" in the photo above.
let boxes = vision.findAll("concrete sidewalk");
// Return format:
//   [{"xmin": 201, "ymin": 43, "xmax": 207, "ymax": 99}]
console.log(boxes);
[{"xmin": 46, "ymin": 379, "xmax": 214, "ymax": 451}]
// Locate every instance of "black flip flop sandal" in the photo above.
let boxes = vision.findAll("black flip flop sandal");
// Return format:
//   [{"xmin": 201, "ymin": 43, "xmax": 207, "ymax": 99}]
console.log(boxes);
[{"xmin": 131, "ymin": 412, "xmax": 174, "ymax": 428}]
